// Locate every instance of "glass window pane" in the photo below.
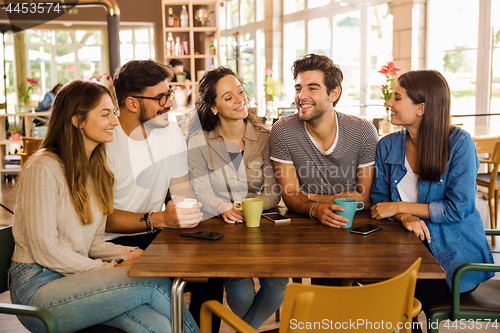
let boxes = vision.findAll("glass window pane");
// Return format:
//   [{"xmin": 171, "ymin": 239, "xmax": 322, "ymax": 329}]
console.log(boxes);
[
  {"xmin": 256, "ymin": 0, "xmax": 265, "ymax": 22},
  {"xmin": 240, "ymin": 33, "xmax": 255, "ymax": 96},
  {"xmin": 428, "ymin": 0, "xmax": 479, "ymax": 51},
  {"xmin": 255, "ymin": 29, "xmax": 266, "ymax": 116},
  {"xmin": 240, "ymin": 0, "xmax": 255, "ymax": 25},
  {"xmin": 308, "ymin": 18, "xmax": 330, "ymax": 55},
  {"xmin": 219, "ymin": 2, "xmax": 226, "ymax": 29},
  {"xmin": 55, "ymin": 31, "xmax": 72, "ymax": 44},
  {"xmin": 284, "ymin": 0, "xmax": 304, "ymax": 15},
  {"xmin": 490, "ymin": 0, "xmax": 500, "ymax": 134},
  {"xmin": 225, "ymin": 36, "xmax": 237, "ymax": 71},
  {"xmin": 120, "ymin": 44, "xmax": 134, "ymax": 65},
  {"xmin": 283, "ymin": 21, "xmax": 305, "ymax": 102},
  {"xmin": 120, "ymin": 30, "xmax": 133, "ymax": 43},
  {"xmin": 309, "ymin": 0, "xmax": 330, "ymax": 9},
  {"xmin": 135, "ymin": 44, "xmax": 150, "ymax": 59},
  {"xmin": 428, "ymin": 0, "xmax": 479, "ymax": 122},
  {"xmin": 367, "ymin": 3, "xmax": 393, "ymax": 117},
  {"xmin": 227, "ymin": 0, "xmax": 239, "ymax": 29},
  {"xmin": 332, "ymin": 11, "xmax": 360, "ymax": 115},
  {"xmin": 135, "ymin": 29, "xmax": 150, "ymax": 43}
]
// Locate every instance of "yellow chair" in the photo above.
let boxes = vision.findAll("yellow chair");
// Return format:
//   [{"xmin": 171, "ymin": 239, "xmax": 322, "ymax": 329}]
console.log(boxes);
[
  {"xmin": 476, "ymin": 141, "xmax": 500, "ymax": 243},
  {"xmin": 17, "ymin": 137, "xmax": 43, "ymax": 168},
  {"xmin": 201, "ymin": 258, "xmax": 422, "ymax": 333}
]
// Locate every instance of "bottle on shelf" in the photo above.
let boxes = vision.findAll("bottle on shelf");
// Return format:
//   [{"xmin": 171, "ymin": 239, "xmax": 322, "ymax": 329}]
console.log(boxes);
[
  {"xmin": 167, "ymin": 32, "xmax": 175, "ymax": 56},
  {"xmin": 209, "ymin": 36, "xmax": 216, "ymax": 56},
  {"xmin": 174, "ymin": 37, "xmax": 182, "ymax": 56},
  {"xmin": 182, "ymin": 35, "xmax": 189, "ymax": 55},
  {"xmin": 168, "ymin": 7, "xmax": 174, "ymax": 27},
  {"xmin": 180, "ymin": 5, "xmax": 189, "ymax": 28}
]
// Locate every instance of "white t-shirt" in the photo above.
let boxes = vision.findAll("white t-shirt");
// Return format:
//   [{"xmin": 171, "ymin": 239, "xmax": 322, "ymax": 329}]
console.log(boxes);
[
  {"xmin": 107, "ymin": 122, "xmax": 189, "ymax": 213},
  {"xmin": 397, "ymin": 157, "xmax": 418, "ymax": 203}
]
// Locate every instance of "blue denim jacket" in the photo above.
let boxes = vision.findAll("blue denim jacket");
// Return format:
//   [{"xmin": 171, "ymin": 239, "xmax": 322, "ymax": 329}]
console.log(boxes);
[{"xmin": 371, "ymin": 128, "xmax": 494, "ymax": 292}]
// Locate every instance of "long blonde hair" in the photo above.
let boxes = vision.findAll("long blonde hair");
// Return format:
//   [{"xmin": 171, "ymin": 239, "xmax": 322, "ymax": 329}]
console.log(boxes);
[{"xmin": 40, "ymin": 80, "xmax": 115, "ymax": 224}]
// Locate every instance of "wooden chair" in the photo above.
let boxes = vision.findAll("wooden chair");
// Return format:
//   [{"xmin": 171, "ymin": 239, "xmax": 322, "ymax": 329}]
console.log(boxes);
[
  {"xmin": 0, "ymin": 225, "xmax": 126, "ymax": 333},
  {"xmin": 17, "ymin": 137, "xmax": 43, "ymax": 168},
  {"xmin": 476, "ymin": 142, "xmax": 500, "ymax": 244},
  {"xmin": 201, "ymin": 258, "xmax": 422, "ymax": 333},
  {"xmin": 0, "ymin": 226, "xmax": 58, "ymax": 333},
  {"xmin": 425, "ymin": 230, "xmax": 500, "ymax": 332}
]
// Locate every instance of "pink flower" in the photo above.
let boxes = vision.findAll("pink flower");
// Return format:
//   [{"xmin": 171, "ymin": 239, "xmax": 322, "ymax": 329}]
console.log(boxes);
[
  {"xmin": 27, "ymin": 78, "xmax": 39, "ymax": 86},
  {"xmin": 378, "ymin": 61, "xmax": 401, "ymax": 78},
  {"xmin": 264, "ymin": 68, "xmax": 273, "ymax": 76}
]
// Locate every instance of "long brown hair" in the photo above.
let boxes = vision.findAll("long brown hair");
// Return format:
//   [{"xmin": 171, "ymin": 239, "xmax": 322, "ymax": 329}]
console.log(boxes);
[
  {"xmin": 40, "ymin": 80, "xmax": 115, "ymax": 224},
  {"xmin": 398, "ymin": 70, "xmax": 453, "ymax": 182},
  {"xmin": 187, "ymin": 67, "xmax": 265, "ymax": 136}
]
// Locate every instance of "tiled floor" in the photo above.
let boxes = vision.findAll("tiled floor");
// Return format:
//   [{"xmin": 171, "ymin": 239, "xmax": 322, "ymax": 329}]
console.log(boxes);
[{"xmin": 0, "ymin": 181, "xmax": 499, "ymax": 332}]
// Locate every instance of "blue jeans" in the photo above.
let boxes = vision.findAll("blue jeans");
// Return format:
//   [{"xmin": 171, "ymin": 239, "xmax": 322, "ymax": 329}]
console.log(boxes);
[
  {"xmin": 8, "ymin": 262, "xmax": 200, "ymax": 333},
  {"xmin": 224, "ymin": 277, "xmax": 288, "ymax": 329}
]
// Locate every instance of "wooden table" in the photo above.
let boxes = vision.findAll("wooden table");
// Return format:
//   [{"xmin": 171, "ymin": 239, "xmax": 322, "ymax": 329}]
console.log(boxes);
[{"xmin": 129, "ymin": 210, "xmax": 445, "ymax": 333}]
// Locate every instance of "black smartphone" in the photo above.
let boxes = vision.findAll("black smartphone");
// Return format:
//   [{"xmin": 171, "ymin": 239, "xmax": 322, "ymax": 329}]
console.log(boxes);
[
  {"xmin": 180, "ymin": 231, "xmax": 223, "ymax": 240},
  {"xmin": 350, "ymin": 224, "xmax": 383, "ymax": 235},
  {"xmin": 262, "ymin": 212, "xmax": 291, "ymax": 223}
]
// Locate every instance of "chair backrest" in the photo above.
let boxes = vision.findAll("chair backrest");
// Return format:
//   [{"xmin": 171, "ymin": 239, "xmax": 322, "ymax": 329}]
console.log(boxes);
[
  {"xmin": 472, "ymin": 136, "xmax": 500, "ymax": 155},
  {"xmin": 0, "ymin": 226, "xmax": 15, "ymax": 294},
  {"xmin": 279, "ymin": 258, "xmax": 421, "ymax": 333},
  {"xmin": 489, "ymin": 142, "xmax": 500, "ymax": 185},
  {"xmin": 20, "ymin": 137, "xmax": 43, "ymax": 168}
]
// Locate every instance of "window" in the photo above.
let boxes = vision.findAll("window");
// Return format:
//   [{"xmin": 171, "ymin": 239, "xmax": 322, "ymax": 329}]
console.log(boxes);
[
  {"xmin": 0, "ymin": 32, "xmax": 16, "ymax": 108},
  {"xmin": 120, "ymin": 27, "xmax": 155, "ymax": 65},
  {"xmin": 25, "ymin": 29, "xmax": 104, "ymax": 102},
  {"xmin": 221, "ymin": 0, "xmax": 265, "ymax": 115},
  {"xmin": 428, "ymin": 0, "xmax": 498, "ymax": 136},
  {"xmin": 283, "ymin": 1, "xmax": 393, "ymax": 116}
]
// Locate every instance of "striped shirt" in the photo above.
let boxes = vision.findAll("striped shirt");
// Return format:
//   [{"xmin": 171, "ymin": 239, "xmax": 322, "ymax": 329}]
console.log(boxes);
[{"xmin": 270, "ymin": 111, "xmax": 378, "ymax": 195}]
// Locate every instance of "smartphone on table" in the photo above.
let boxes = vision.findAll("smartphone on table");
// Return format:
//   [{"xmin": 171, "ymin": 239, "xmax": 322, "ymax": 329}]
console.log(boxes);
[
  {"xmin": 350, "ymin": 224, "xmax": 383, "ymax": 235},
  {"xmin": 262, "ymin": 212, "xmax": 291, "ymax": 223},
  {"xmin": 179, "ymin": 231, "xmax": 223, "ymax": 240}
]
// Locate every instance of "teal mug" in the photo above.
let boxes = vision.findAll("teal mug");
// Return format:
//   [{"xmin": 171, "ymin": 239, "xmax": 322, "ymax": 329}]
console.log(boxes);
[{"xmin": 334, "ymin": 198, "xmax": 364, "ymax": 228}]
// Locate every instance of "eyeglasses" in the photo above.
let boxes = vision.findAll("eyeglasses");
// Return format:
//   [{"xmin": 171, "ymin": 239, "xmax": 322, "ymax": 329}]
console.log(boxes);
[{"xmin": 131, "ymin": 90, "xmax": 175, "ymax": 106}]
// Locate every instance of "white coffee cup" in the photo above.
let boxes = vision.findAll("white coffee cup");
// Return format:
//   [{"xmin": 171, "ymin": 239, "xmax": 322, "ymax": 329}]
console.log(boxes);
[{"xmin": 175, "ymin": 198, "xmax": 198, "ymax": 209}]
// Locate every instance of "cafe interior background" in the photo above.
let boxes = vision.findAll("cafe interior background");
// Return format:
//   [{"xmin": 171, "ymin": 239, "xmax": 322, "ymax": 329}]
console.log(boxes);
[
  {"xmin": 0, "ymin": 1, "xmax": 500, "ymax": 332},
  {"xmin": 0, "ymin": 0, "xmax": 499, "ymax": 134}
]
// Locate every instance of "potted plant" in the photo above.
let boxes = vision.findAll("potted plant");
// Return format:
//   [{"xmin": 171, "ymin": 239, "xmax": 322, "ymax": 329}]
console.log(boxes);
[
  {"xmin": 263, "ymin": 68, "xmax": 284, "ymax": 119},
  {"xmin": 8, "ymin": 124, "xmax": 22, "ymax": 141},
  {"xmin": 378, "ymin": 61, "xmax": 401, "ymax": 135}
]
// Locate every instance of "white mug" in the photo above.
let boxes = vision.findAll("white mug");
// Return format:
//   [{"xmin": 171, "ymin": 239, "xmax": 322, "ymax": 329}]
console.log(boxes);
[{"xmin": 175, "ymin": 198, "xmax": 197, "ymax": 209}]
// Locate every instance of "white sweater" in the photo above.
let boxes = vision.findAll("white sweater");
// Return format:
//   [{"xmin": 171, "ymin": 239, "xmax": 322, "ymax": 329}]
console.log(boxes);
[{"xmin": 12, "ymin": 150, "xmax": 133, "ymax": 276}]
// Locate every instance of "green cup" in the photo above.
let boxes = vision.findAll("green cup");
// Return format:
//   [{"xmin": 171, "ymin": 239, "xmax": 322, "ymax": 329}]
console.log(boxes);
[
  {"xmin": 233, "ymin": 198, "xmax": 264, "ymax": 227},
  {"xmin": 334, "ymin": 198, "xmax": 364, "ymax": 228}
]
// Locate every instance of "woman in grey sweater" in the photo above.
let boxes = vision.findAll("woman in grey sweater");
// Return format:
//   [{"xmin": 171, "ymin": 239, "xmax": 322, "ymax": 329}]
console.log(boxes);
[{"xmin": 9, "ymin": 80, "xmax": 199, "ymax": 333}]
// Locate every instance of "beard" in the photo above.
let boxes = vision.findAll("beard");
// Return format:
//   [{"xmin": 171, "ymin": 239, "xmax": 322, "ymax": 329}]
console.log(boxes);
[
  {"xmin": 297, "ymin": 99, "xmax": 329, "ymax": 126},
  {"xmin": 139, "ymin": 100, "xmax": 170, "ymax": 129}
]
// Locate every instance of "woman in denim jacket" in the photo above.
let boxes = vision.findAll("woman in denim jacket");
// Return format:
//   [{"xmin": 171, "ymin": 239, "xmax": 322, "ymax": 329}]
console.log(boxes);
[
  {"xmin": 370, "ymin": 70, "xmax": 494, "ymax": 333},
  {"xmin": 185, "ymin": 67, "xmax": 287, "ymax": 330},
  {"xmin": 9, "ymin": 81, "xmax": 199, "ymax": 333}
]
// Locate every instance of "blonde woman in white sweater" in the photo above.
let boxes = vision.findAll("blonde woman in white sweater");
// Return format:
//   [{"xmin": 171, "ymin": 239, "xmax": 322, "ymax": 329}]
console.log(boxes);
[{"xmin": 8, "ymin": 80, "xmax": 199, "ymax": 333}]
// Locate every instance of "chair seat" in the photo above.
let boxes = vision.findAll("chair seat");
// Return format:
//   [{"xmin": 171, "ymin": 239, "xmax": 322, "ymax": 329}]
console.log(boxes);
[
  {"xmin": 476, "ymin": 173, "xmax": 500, "ymax": 185},
  {"xmin": 426, "ymin": 279, "xmax": 500, "ymax": 314}
]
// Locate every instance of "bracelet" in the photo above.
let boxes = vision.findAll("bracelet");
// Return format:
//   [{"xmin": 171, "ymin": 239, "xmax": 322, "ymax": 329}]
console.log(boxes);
[
  {"xmin": 309, "ymin": 202, "xmax": 320, "ymax": 220},
  {"xmin": 146, "ymin": 212, "xmax": 155, "ymax": 233},
  {"xmin": 141, "ymin": 212, "xmax": 155, "ymax": 233}
]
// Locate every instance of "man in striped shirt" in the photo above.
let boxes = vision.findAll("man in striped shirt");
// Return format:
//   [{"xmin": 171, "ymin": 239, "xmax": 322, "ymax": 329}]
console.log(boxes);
[{"xmin": 271, "ymin": 54, "xmax": 379, "ymax": 228}]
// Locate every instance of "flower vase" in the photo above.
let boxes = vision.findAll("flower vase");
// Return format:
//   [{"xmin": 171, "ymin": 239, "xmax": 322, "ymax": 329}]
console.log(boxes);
[
  {"xmin": 380, "ymin": 108, "xmax": 393, "ymax": 135},
  {"xmin": 19, "ymin": 102, "xmax": 29, "ymax": 114},
  {"xmin": 266, "ymin": 100, "xmax": 278, "ymax": 120}
]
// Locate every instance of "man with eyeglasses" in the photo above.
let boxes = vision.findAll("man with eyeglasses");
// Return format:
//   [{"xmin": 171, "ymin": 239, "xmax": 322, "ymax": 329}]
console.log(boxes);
[{"xmin": 104, "ymin": 60, "xmax": 224, "ymax": 332}]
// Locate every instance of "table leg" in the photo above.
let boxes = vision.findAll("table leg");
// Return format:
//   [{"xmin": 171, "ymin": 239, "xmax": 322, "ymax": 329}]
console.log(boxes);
[{"xmin": 172, "ymin": 277, "xmax": 187, "ymax": 333}]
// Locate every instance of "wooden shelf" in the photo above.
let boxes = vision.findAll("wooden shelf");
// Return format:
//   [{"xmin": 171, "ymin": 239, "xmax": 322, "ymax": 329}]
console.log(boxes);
[{"xmin": 162, "ymin": 0, "xmax": 220, "ymax": 107}]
